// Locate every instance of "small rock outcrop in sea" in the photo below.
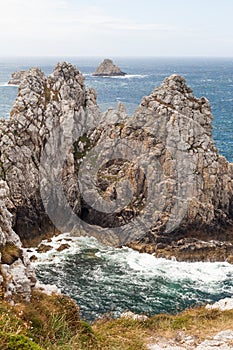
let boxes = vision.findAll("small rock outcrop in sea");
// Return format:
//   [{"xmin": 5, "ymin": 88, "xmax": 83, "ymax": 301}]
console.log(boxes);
[
  {"xmin": 0, "ymin": 62, "xmax": 233, "ymax": 262},
  {"xmin": 93, "ymin": 58, "xmax": 126, "ymax": 76},
  {"xmin": 8, "ymin": 70, "xmax": 27, "ymax": 85}
]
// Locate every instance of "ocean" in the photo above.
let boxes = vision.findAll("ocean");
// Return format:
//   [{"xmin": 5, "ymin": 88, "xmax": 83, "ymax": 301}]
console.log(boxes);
[{"xmin": 1, "ymin": 57, "xmax": 233, "ymax": 321}]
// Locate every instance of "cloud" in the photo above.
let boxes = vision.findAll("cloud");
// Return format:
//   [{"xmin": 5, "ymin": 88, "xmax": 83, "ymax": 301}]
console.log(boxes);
[
  {"xmin": 0, "ymin": 1, "xmax": 174, "ymax": 40},
  {"xmin": 108, "ymin": 22, "xmax": 174, "ymax": 32},
  {"xmin": 1, "ymin": 0, "xmax": 230, "ymax": 56}
]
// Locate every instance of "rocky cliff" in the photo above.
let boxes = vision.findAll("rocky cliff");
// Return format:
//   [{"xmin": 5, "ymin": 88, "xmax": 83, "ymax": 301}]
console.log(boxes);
[
  {"xmin": 0, "ymin": 62, "xmax": 233, "ymax": 262},
  {"xmin": 0, "ymin": 180, "xmax": 36, "ymax": 301},
  {"xmin": 93, "ymin": 58, "xmax": 126, "ymax": 76},
  {"xmin": 74, "ymin": 74, "xmax": 233, "ymax": 260},
  {"xmin": 0, "ymin": 62, "xmax": 98, "ymax": 245}
]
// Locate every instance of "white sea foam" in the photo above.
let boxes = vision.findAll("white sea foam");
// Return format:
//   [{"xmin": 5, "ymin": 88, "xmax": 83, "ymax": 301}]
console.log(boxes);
[
  {"xmin": 31, "ymin": 233, "xmax": 233, "ymax": 294},
  {"xmin": 84, "ymin": 73, "xmax": 148, "ymax": 79},
  {"xmin": 31, "ymin": 232, "xmax": 233, "ymax": 320},
  {"xmin": 95, "ymin": 245, "xmax": 233, "ymax": 294},
  {"xmin": 109, "ymin": 74, "xmax": 148, "ymax": 79},
  {"xmin": 0, "ymin": 83, "xmax": 18, "ymax": 87},
  {"xmin": 26, "ymin": 233, "xmax": 105, "ymax": 265}
]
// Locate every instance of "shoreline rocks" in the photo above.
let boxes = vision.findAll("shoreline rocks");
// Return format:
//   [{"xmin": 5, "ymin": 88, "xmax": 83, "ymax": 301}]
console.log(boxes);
[
  {"xmin": 127, "ymin": 237, "xmax": 233, "ymax": 262},
  {"xmin": 93, "ymin": 58, "xmax": 126, "ymax": 76}
]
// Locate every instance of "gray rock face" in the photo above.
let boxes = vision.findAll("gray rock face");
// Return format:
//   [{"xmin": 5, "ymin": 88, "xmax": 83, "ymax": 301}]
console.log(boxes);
[
  {"xmin": 8, "ymin": 70, "xmax": 27, "ymax": 85},
  {"xmin": 126, "ymin": 75, "xmax": 233, "ymax": 258},
  {"xmin": 93, "ymin": 59, "xmax": 126, "ymax": 76},
  {"xmin": 0, "ymin": 63, "xmax": 232, "ymax": 261},
  {"xmin": 73, "ymin": 74, "xmax": 233, "ymax": 259},
  {"xmin": 0, "ymin": 180, "xmax": 36, "ymax": 301},
  {"xmin": 0, "ymin": 62, "xmax": 98, "ymax": 244}
]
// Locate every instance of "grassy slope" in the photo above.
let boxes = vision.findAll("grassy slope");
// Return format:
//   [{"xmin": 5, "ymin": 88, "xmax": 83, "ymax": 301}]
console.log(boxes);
[{"xmin": 0, "ymin": 290, "xmax": 233, "ymax": 349}]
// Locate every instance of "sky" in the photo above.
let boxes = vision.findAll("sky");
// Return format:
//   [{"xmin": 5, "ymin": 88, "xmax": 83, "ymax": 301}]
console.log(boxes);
[{"xmin": 0, "ymin": 0, "xmax": 233, "ymax": 57}]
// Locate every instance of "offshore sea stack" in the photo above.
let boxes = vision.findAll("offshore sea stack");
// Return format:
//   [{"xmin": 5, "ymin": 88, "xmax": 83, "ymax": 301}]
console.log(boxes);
[
  {"xmin": 0, "ymin": 62, "xmax": 232, "ymax": 262},
  {"xmin": 93, "ymin": 58, "xmax": 126, "ymax": 76}
]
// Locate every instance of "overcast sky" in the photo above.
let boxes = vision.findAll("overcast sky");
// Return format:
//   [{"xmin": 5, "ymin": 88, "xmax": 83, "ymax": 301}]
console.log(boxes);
[{"xmin": 0, "ymin": 0, "xmax": 233, "ymax": 57}]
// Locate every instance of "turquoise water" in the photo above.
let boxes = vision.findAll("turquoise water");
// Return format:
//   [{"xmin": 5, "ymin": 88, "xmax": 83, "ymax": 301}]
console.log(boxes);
[
  {"xmin": 1, "ymin": 57, "xmax": 233, "ymax": 321},
  {"xmin": 30, "ymin": 234, "xmax": 233, "ymax": 322}
]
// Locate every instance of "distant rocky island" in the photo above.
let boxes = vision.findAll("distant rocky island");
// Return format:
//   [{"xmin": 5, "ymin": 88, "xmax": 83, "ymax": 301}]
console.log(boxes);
[
  {"xmin": 93, "ymin": 58, "xmax": 126, "ymax": 76},
  {"xmin": 8, "ymin": 70, "xmax": 27, "ymax": 85}
]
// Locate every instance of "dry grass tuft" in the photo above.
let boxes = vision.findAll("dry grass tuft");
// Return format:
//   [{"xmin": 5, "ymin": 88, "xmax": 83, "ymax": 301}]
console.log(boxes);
[
  {"xmin": 0, "ymin": 242, "xmax": 22, "ymax": 265},
  {"xmin": 0, "ymin": 292, "xmax": 232, "ymax": 349}
]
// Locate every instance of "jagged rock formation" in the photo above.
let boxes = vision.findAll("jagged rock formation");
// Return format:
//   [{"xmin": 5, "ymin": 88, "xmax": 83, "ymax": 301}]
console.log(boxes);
[
  {"xmin": 93, "ymin": 58, "xmax": 126, "ymax": 76},
  {"xmin": 0, "ymin": 62, "xmax": 98, "ymax": 245},
  {"xmin": 0, "ymin": 63, "xmax": 233, "ymax": 261},
  {"xmin": 8, "ymin": 70, "xmax": 27, "ymax": 85},
  {"xmin": 0, "ymin": 180, "xmax": 36, "ymax": 301},
  {"xmin": 72, "ymin": 74, "xmax": 233, "ymax": 260},
  {"xmin": 126, "ymin": 75, "xmax": 233, "ymax": 260}
]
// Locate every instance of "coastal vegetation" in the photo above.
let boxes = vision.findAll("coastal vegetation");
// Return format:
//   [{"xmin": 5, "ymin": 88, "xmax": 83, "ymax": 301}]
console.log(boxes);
[{"xmin": 0, "ymin": 290, "xmax": 233, "ymax": 349}]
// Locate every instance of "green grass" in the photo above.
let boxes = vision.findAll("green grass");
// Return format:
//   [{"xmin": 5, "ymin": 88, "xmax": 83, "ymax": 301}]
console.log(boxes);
[
  {"xmin": 0, "ymin": 290, "xmax": 232, "ymax": 349},
  {"xmin": 73, "ymin": 134, "xmax": 92, "ymax": 160},
  {"xmin": 0, "ymin": 332, "xmax": 44, "ymax": 350}
]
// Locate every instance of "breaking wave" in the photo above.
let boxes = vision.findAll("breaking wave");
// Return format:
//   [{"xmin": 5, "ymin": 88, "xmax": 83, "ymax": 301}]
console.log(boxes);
[{"xmin": 28, "ymin": 234, "xmax": 233, "ymax": 321}]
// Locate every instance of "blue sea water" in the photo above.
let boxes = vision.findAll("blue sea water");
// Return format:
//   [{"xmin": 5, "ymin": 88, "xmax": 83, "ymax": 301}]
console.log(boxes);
[{"xmin": 1, "ymin": 57, "xmax": 233, "ymax": 321}]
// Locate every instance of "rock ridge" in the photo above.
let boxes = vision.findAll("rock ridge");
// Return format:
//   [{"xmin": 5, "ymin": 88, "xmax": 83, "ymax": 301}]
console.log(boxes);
[{"xmin": 0, "ymin": 62, "xmax": 232, "ymax": 262}]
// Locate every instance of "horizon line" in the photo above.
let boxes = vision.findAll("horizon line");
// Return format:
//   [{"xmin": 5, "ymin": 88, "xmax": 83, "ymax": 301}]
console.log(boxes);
[{"xmin": 0, "ymin": 55, "xmax": 233, "ymax": 59}]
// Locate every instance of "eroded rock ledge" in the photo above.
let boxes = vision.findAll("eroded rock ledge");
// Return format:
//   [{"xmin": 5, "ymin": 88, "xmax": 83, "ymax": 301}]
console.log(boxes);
[{"xmin": 0, "ymin": 62, "xmax": 232, "ymax": 262}]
